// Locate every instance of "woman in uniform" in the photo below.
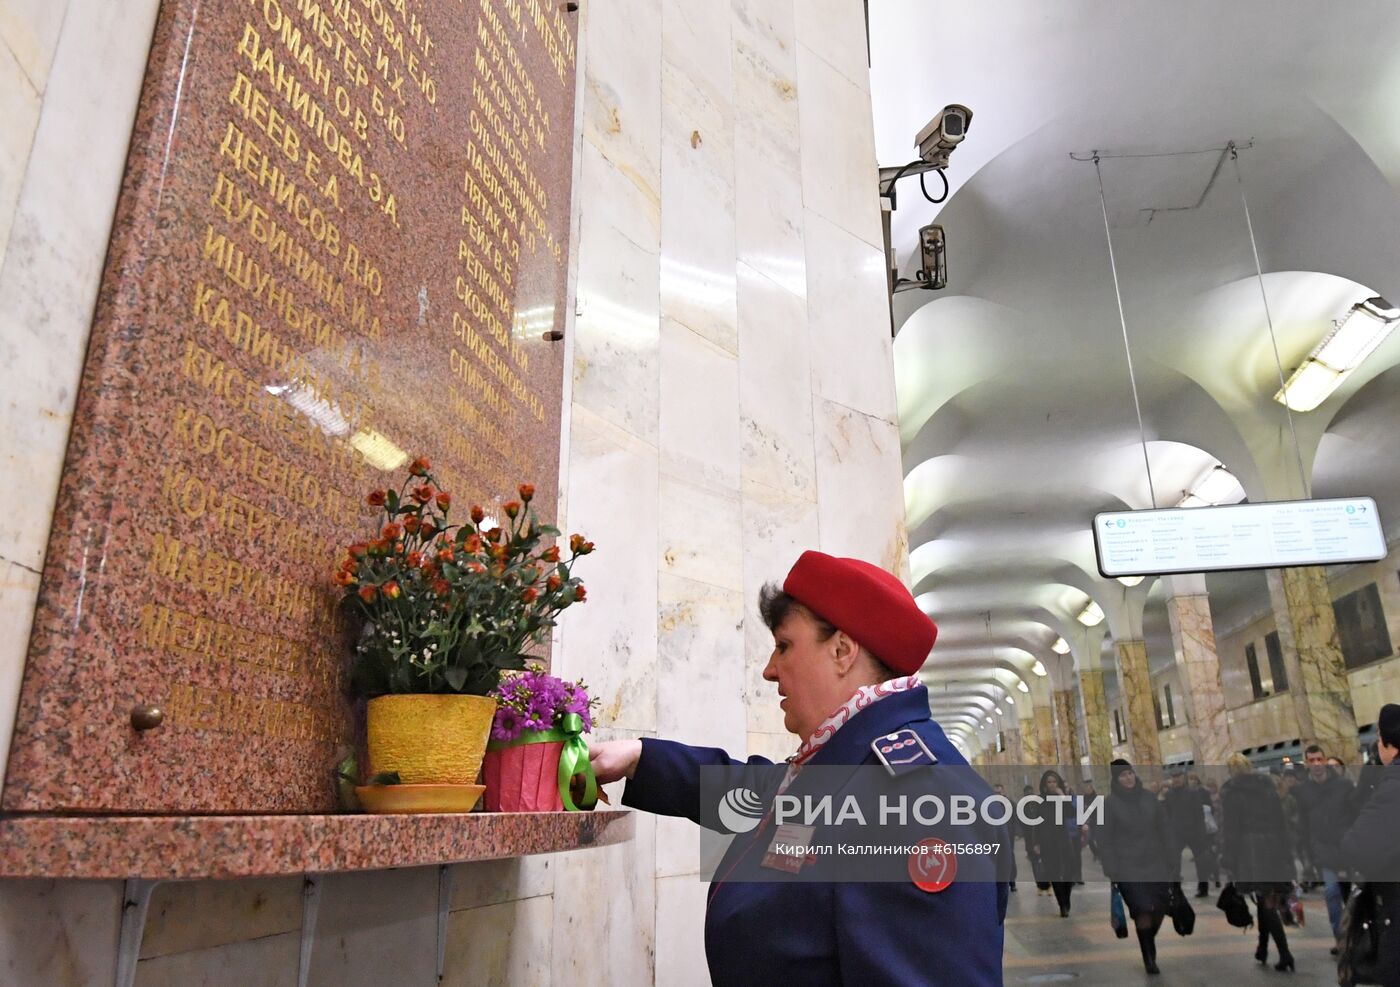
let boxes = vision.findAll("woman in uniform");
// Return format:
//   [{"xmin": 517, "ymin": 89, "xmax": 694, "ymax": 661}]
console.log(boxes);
[
  {"xmin": 1100, "ymin": 758, "xmax": 1177, "ymax": 975},
  {"xmin": 1220, "ymin": 752, "xmax": 1295, "ymax": 970},
  {"xmin": 588, "ymin": 551, "xmax": 1008, "ymax": 986}
]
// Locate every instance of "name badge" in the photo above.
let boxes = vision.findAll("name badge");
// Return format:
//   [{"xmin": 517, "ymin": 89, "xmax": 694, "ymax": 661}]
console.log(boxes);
[{"xmin": 761, "ymin": 823, "xmax": 817, "ymax": 874}]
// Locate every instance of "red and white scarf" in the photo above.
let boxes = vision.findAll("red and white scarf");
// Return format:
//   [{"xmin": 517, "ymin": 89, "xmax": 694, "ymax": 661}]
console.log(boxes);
[{"xmin": 779, "ymin": 674, "xmax": 919, "ymax": 792}]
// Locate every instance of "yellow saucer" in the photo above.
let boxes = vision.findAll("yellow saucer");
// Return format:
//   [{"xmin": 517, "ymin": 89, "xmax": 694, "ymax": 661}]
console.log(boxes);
[{"xmin": 355, "ymin": 783, "xmax": 485, "ymax": 814}]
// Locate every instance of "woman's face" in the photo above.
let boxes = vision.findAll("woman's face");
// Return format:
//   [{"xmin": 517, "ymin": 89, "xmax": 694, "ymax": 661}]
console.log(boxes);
[
  {"xmin": 1115, "ymin": 768, "xmax": 1137, "ymax": 791},
  {"xmin": 1044, "ymin": 775, "xmax": 1062, "ymax": 795},
  {"xmin": 761, "ymin": 608, "xmax": 849, "ymax": 740}
]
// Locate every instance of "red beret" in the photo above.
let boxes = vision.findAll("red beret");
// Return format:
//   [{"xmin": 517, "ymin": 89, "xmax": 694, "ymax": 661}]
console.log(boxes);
[{"xmin": 782, "ymin": 551, "xmax": 937, "ymax": 675}]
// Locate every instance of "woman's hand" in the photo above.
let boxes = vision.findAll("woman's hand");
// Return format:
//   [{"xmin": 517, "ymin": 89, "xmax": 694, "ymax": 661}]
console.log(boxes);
[{"xmin": 589, "ymin": 739, "xmax": 643, "ymax": 784}]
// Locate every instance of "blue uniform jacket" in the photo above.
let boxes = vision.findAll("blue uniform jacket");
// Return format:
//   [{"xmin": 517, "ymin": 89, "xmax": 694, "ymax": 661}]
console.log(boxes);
[{"xmin": 623, "ymin": 685, "xmax": 1007, "ymax": 986}]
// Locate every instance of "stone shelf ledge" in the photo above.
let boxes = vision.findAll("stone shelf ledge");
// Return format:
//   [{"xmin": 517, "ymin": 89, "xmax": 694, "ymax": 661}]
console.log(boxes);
[{"xmin": 0, "ymin": 809, "xmax": 634, "ymax": 880}]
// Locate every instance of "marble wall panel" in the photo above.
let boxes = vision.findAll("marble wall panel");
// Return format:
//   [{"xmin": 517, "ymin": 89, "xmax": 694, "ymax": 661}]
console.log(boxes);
[
  {"xmin": 793, "ymin": 0, "xmax": 871, "ymax": 92},
  {"xmin": 659, "ymin": 479, "xmax": 744, "ymax": 592},
  {"xmin": 731, "ymin": 0, "xmax": 807, "ymax": 298},
  {"xmin": 307, "ymin": 867, "xmax": 438, "ymax": 987},
  {"xmin": 572, "ymin": 212, "xmax": 661, "ymax": 445},
  {"xmin": 739, "ymin": 478, "xmax": 819, "ymax": 737},
  {"xmin": 795, "ymin": 43, "xmax": 883, "ymax": 251},
  {"xmin": 747, "ymin": 730, "xmax": 796, "ymax": 764},
  {"xmin": 813, "ymin": 398, "xmax": 905, "ymax": 571},
  {"xmin": 447, "ymin": 856, "xmax": 555, "ymax": 912},
  {"xmin": 551, "ymin": 813, "xmax": 657, "ymax": 986},
  {"xmin": 656, "ymin": 874, "xmax": 711, "ymax": 987},
  {"xmin": 557, "ymin": 405, "xmax": 660, "ymax": 733},
  {"xmin": 0, "ymin": 879, "xmax": 121, "ymax": 986},
  {"xmin": 0, "ymin": 0, "xmax": 160, "ymax": 783},
  {"xmin": 141, "ymin": 877, "xmax": 301, "ymax": 959},
  {"xmin": 1115, "ymin": 640, "xmax": 1163, "ymax": 765},
  {"xmin": 657, "ymin": 573, "xmax": 746, "ymax": 744},
  {"xmin": 0, "ymin": 559, "xmax": 39, "ymax": 789},
  {"xmin": 0, "ymin": 40, "xmax": 40, "ymax": 276},
  {"xmin": 137, "ymin": 931, "xmax": 299, "ymax": 987},
  {"xmin": 660, "ymin": 31, "xmax": 737, "ymax": 354},
  {"xmin": 737, "ymin": 263, "xmax": 816, "ymax": 499},
  {"xmin": 0, "ymin": 0, "xmax": 66, "ymax": 91},
  {"xmin": 804, "ymin": 210, "xmax": 898, "ymax": 423},
  {"xmin": 581, "ymin": 0, "xmax": 661, "ymax": 233},
  {"xmin": 443, "ymin": 893, "xmax": 553, "ymax": 987},
  {"xmin": 659, "ymin": 319, "xmax": 741, "ymax": 491}
]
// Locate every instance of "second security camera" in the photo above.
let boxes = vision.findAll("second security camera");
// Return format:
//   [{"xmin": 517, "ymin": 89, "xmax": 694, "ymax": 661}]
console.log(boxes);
[{"xmin": 915, "ymin": 104, "xmax": 973, "ymax": 169}]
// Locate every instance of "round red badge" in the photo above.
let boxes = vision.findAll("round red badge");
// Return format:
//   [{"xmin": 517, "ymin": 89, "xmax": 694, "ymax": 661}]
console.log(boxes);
[{"xmin": 908, "ymin": 837, "xmax": 957, "ymax": 893}]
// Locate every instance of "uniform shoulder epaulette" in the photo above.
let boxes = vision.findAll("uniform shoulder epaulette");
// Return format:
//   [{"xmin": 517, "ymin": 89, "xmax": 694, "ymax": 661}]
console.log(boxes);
[{"xmin": 871, "ymin": 728, "xmax": 938, "ymax": 775}]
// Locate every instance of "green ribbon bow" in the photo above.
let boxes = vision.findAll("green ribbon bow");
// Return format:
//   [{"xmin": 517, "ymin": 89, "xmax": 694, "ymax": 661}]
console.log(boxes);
[{"xmin": 488, "ymin": 712, "xmax": 597, "ymax": 811}]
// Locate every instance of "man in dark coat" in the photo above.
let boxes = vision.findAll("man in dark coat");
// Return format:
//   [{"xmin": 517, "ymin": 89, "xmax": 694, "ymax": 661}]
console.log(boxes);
[
  {"xmin": 1297, "ymin": 743, "xmax": 1359, "ymax": 944},
  {"xmin": 1164, "ymin": 769, "xmax": 1215, "ymax": 898},
  {"xmin": 1340, "ymin": 703, "xmax": 1400, "ymax": 987}
]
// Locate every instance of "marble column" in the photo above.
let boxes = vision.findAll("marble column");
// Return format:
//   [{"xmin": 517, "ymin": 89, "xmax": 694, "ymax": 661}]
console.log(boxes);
[
  {"xmin": 1079, "ymin": 667, "xmax": 1114, "ymax": 767},
  {"xmin": 1033, "ymin": 703, "xmax": 1057, "ymax": 767},
  {"xmin": 1164, "ymin": 575, "xmax": 1233, "ymax": 764},
  {"xmin": 1115, "ymin": 639, "xmax": 1162, "ymax": 765},
  {"xmin": 1018, "ymin": 715, "xmax": 1039, "ymax": 766},
  {"xmin": 1054, "ymin": 688, "xmax": 1083, "ymax": 771},
  {"xmin": 1267, "ymin": 567, "xmax": 1360, "ymax": 761},
  {"xmin": 1005, "ymin": 726, "xmax": 1024, "ymax": 765}
]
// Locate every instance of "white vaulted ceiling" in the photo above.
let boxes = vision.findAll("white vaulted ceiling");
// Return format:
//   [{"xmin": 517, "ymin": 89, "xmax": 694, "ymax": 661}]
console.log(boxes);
[{"xmin": 870, "ymin": 1, "xmax": 1400, "ymax": 752}]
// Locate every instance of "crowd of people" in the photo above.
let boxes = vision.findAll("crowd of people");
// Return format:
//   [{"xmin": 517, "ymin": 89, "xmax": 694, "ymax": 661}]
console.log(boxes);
[{"xmin": 1000, "ymin": 703, "xmax": 1399, "ymax": 981}]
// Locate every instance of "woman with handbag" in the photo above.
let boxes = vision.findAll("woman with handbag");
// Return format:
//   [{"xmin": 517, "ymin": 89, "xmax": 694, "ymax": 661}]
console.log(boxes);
[
  {"xmin": 1025, "ymin": 770, "xmax": 1080, "ymax": 916},
  {"xmin": 1339, "ymin": 703, "xmax": 1400, "ymax": 987},
  {"xmin": 1100, "ymin": 758, "xmax": 1177, "ymax": 975},
  {"xmin": 1221, "ymin": 752, "xmax": 1296, "ymax": 971}
]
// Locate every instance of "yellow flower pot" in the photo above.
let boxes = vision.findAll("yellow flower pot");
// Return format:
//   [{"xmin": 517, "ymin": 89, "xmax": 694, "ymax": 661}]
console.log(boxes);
[{"xmin": 366, "ymin": 694, "xmax": 497, "ymax": 785}]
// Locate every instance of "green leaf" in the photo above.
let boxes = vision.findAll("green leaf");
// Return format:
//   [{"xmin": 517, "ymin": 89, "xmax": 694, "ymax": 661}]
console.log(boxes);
[
  {"xmin": 386, "ymin": 490, "xmax": 400, "ymax": 513},
  {"xmin": 537, "ymin": 525, "xmax": 561, "ymax": 536},
  {"xmin": 445, "ymin": 665, "xmax": 468, "ymax": 691},
  {"xmin": 367, "ymin": 771, "xmax": 402, "ymax": 786}
]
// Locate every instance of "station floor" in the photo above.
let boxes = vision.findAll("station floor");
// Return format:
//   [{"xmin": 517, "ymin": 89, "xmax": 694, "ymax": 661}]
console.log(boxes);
[{"xmin": 1002, "ymin": 843, "xmax": 1340, "ymax": 986}]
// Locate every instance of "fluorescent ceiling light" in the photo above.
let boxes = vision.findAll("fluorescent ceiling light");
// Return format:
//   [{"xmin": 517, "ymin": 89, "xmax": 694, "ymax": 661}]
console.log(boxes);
[
  {"xmin": 994, "ymin": 706, "xmax": 1003, "ymax": 716},
  {"xmin": 1117, "ymin": 575, "xmax": 1145, "ymax": 587},
  {"xmin": 1005, "ymin": 694, "xmax": 1015, "ymax": 706},
  {"xmin": 1016, "ymin": 680, "xmax": 1030, "ymax": 693},
  {"xmin": 1275, "ymin": 296, "xmax": 1399, "ymax": 412},
  {"xmin": 1051, "ymin": 636, "xmax": 1071, "ymax": 654},
  {"xmin": 1031, "ymin": 660, "xmax": 1047, "ymax": 677},
  {"xmin": 1077, "ymin": 600, "xmax": 1105, "ymax": 626},
  {"xmin": 984, "ymin": 716, "xmax": 993, "ymax": 724}
]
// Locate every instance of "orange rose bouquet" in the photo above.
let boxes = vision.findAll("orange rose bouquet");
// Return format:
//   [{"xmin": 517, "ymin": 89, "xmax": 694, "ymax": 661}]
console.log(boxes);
[{"xmin": 336, "ymin": 458, "xmax": 594, "ymax": 697}]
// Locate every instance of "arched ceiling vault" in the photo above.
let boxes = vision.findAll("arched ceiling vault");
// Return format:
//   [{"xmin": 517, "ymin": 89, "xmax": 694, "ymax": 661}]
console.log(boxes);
[{"xmin": 873, "ymin": 2, "xmax": 1400, "ymax": 737}]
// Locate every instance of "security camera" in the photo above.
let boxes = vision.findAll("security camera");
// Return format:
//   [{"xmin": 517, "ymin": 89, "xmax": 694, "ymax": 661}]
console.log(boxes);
[
  {"xmin": 915, "ymin": 104, "xmax": 972, "ymax": 168},
  {"xmin": 916, "ymin": 223, "xmax": 947, "ymax": 290}
]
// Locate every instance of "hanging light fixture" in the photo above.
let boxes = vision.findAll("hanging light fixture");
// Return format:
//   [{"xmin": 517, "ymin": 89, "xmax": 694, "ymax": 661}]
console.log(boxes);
[
  {"xmin": 1178, "ymin": 464, "xmax": 1245, "ymax": 508},
  {"xmin": 1031, "ymin": 660, "xmax": 1047, "ymax": 677},
  {"xmin": 1077, "ymin": 599, "xmax": 1105, "ymax": 626},
  {"xmin": 1275, "ymin": 297, "xmax": 1400, "ymax": 412},
  {"xmin": 1117, "ymin": 575, "xmax": 1144, "ymax": 587},
  {"xmin": 1051, "ymin": 636, "xmax": 1071, "ymax": 654},
  {"xmin": 1017, "ymin": 680, "xmax": 1030, "ymax": 693}
]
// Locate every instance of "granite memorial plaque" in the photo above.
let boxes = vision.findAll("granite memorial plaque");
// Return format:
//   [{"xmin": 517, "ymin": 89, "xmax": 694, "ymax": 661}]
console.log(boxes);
[{"xmin": 4, "ymin": 0, "xmax": 579, "ymax": 812}]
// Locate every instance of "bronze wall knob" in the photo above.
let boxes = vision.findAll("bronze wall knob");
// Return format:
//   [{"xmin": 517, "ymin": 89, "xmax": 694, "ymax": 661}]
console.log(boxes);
[{"xmin": 130, "ymin": 705, "xmax": 164, "ymax": 731}]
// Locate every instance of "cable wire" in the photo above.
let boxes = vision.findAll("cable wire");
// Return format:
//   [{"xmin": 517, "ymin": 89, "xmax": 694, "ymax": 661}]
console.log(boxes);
[
  {"xmin": 1092, "ymin": 155, "xmax": 1159, "ymax": 509},
  {"xmin": 1229, "ymin": 144, "xmax": 1310, "ymax": 499},
  {"xmin": 920, "ymin": 168, "xmax": 949, "ymax": 203}
]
